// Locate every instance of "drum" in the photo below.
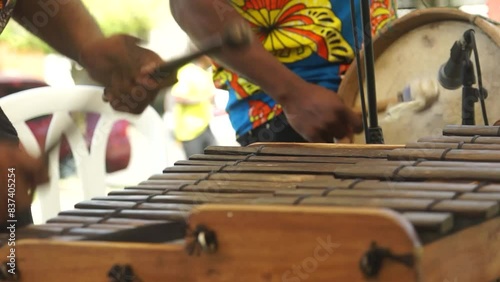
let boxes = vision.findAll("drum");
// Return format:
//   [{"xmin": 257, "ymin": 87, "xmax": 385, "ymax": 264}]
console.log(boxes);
[{"xmin": 338, "ymin": 8, "xmax": 500, "ymax": 144}]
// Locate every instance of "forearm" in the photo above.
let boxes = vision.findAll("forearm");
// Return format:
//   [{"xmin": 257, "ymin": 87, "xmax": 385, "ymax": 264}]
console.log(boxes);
[
  {"xmin": 13, "ymin": 0, "xmax": 104, "ymax": 63},
  {"xmin": 170, "ymin": 0, "xmax": 307, "ymax": 105}
]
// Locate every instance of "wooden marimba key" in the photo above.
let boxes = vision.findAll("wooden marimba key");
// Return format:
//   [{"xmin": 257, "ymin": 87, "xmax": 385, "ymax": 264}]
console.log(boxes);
[{"xmin": 1, "ymin": 125, "xmax": 499, "ymax": 281}]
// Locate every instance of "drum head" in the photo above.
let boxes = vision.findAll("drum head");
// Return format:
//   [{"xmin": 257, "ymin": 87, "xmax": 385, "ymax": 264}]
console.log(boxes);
[{"xmin": 339, "ymin": 8, "xmax": 500, "ymax": 144}]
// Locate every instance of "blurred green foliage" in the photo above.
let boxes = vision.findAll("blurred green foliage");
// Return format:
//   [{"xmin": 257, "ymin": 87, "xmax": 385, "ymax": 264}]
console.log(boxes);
[{"xmin": 0, "ymin": 0, "xmax": 169, "ymax": 53}]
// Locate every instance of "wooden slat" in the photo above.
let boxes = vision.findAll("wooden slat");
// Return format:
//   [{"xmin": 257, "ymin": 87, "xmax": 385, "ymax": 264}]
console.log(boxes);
[
  {"xmin": 164, "ymin": 164, "xmax": 340, "ymax": 174},
  {"xmin": 388, "ymin": 148, "xmax": 500, "ymax": 162},
  {"xmin": 109, "ymin": 189, "xmax": 170, "ymax": 196},
  {"xmin": 75, "ymin": 201, "xmax": 195, "ymax": 211},
  {"xmin": 179, "ymin": 185, "xmax": 285, "ymax": 194},
  {"xmin": 333, "ymin": 165, "xmax": 500, "ymax": 182},
  {"xmin": 194, "ymin": 180, "xmax": 298, "ymax": 189},
  {"xmin": 479, "ymin": 185, "xmax": 500, "ymax": 193},
  {"xmin": 28, "ymin": 226, "xmax": 127, "ymax": 236},
  {"xmin": 432, "ymin": 200, "xmax": 499, "ymax": 218},
  {"xmin": 406, "ymin": 142, "xmax": 500, "ymax": 150},
  {"xmin": 75, "ymin": 200, "xmax": 136, "ymax": 209},
  {"xmin": 356, "ymin": 159, "xmax": 500, "ymax": 168},
  {"xmin": 300, "ymin": 180, "xmax": 481, "ymax": 193},
  {"xmin": 33, "ymin": 223, "xmax": 138, "ymax": 231},
  {"xmin": 115, "ymin": 180, "xmax": 300, "ymax": 194},
  {"xmin": 203, "ymin": 146, "xmax": 259, "ymax": 155},
  {"xmin": 175, "ymin": 160, "xmax": 234, "ymax": 166},
  {"xmin": 29, "ymin": 223, "xmax": 84, "ymax": 230},
  {"xmin": 204, "ymin": 146, "xmax": 391, "ymax": 158},
  {"xmin": 206, "ymin": 161, "xmax": 349, "ymax": 168},
  {"xmin": 147, "ymin": 173, "xmax": 210, "ymax": 181},
  {"xmin": 274, "ymin": 189, "xmax": 327, "ymax": 196},
  {"xmin": 46, "ymin": 216, "xmax": 166, "ymax": 226},
  {"xmin": 117, "ymin": 188, "xmax": 277, "ymax": 196},
  {"xmin": 324, "ymin": 189, "xmax": 456, "ymax": 199},
  {"xmin": 299, "ymin": 196, "xmax": 434, "ymax": 210},
  {"xmin": 58, "ymin": 209, "xmax": 188, "ymax": 221},
  {"xmin": 296, "ymin": 197, "xmax": 498, "ymax": 219},
  {"xmin": 443, "ymin": 125, "xmax": 500, "ymax": 136},
  {"xmin": 166, "ymin": 191, "xmax": 274, "ymax": 198},
  {"xmin": 457, "ymin": 193, "xmax": 500, "ymax": 201},
  {"xmin": 402, "ymin": 212, "xmax": 454, "ymax": 234},
  {"xmin": 140, "ymin": 179, "xmax": 196, "ymax": 185},
  {"xmin": 189, "ymin": 154, "xmax": 364, "ymax": 164},
  {"xmin": 129, "ymin": 183, "xmax": 186, "ymax": 190},
  {"xmin": 92, "ymin": 195, "xmax": 259, "ymax": 204},
  {"xmin": 417, "ymin": 136, "xmax": 500, "ymax": 144},
  {"xmin": 352, "ymin": 181, "xmax": 480, "ymax": 193},
  {"xmin": 247, "ymin": 197, "xmax": 302, "ymax": 205},
  {"xmin": 398, "ymin": 167, "xmax": 500, "ymax": 182},
  {"xmin": 151, "ymin": 172, "xmax": 334, "ymax": 183},
  {"xmin": 247, "ymin": 142, "xmax": 404, "ymax": 149}
]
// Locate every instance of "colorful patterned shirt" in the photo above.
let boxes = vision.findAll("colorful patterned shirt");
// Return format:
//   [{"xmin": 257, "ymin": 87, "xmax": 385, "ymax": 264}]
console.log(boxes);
[
  {"xmin": 0, "ymin": 0, "xmax": 15, "ymax": 34},
  {"xmin": 213, "ymin": 0, "xmax": 397, "ymax": 136}
]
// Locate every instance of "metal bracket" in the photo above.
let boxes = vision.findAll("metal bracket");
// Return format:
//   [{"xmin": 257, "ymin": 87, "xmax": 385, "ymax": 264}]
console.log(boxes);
[
  {"xmin": 108, "ymin": 265, "xmax": 142, "ymax": 282},
  {"xmin": 359, "ymin": 241, "xmax": 415, "ymax": 277}
]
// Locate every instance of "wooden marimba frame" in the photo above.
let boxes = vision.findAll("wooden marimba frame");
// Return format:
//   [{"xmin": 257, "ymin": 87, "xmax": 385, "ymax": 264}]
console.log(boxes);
[{"xmin": 1, "ymin": 125, "xmax": 499, "ymax": 281}]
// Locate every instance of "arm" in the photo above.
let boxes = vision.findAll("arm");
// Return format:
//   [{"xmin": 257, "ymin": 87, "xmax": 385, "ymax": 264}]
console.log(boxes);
[
  {"xmin": 170, "ymin": 0, "xmax": 362, "ymax": 142},
  {"xmin": 13, "ymin": 0, "xmax": 177, "ymax": 114},
  {"xmin": 170, "ymin": 0, "xmax": 301, "ymax": 105},
  {"xmin": 13, "ymin": 0, "xmax": 104, "ymax": 64},
  {"xmin": 0, "ymin": 143, "xmax": 47, "ymax": 228}
]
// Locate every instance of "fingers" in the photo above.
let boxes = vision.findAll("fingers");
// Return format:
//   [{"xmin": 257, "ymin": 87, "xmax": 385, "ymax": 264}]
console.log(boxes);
[
  {"xmin": 286, "ymin": 104, "xmax": 361, "ymax": 143},
  {"xmin": 306, "ymin": 128, "xmax": 331, "ymax": 143},
  {"xmin": 344, "ymin": 108, "xmax": 364, "ymax": 133},
  {"xmin": 139, "ymin": 62, "xmax": 179, "ymax": 90},
  {"xmin": 14, "ymin": 149, "xmax": 49, "ymax": 187},
  {"xmin": 103, "ymin": 69, "xmax": 157, "ymax": 114},
  {"xmin": 0, "ymin": 146, "xmax": 49, "ymax": 217},
  {"xmin": 294, "ymin": 117, "xmax": 344, "ymax": 143},
  {"xmin": 120, "ymin": 34, "xmax": 143, "ymax": 46},
  {"xmin": 323, "ymin": 105, "xmax": 360, "ymax": 141},
  {"xmin": 10, "ymin": 147, "xmax": 42, "ymax": 175},
  {"xmin": 103, "ymin": 86, "xmax": 154, "ymax": 114},
  {"xmin": 330, "ymin": 118, "xmax": 348, "ymax": 140},
  {"xmin": 84, "ymin": 35, "xmax": 169, "ymax": 114},
  {"xmin": 310, "ymin": 110, "xmax": 363, "ymax": 143},
  {"xmin": 138, "ymin": 62, "xmax": 161, "ymax": 88}
]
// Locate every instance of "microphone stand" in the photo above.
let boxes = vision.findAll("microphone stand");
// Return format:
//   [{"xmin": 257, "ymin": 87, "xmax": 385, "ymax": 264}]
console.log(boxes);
[
  {"xmin": 359, "ymin": 0, "xmax": 384, "ymax": 144},
  {"xmin": 458, "ymin": 29, "xmax": 489, "ymax": 126},
  {"xmin": 468, "ymin": 30, "xmax": 489, "ymax": 125},
  {"xmin": 461, "ymin": 58, "xmax": 478, "ymax": 125}
]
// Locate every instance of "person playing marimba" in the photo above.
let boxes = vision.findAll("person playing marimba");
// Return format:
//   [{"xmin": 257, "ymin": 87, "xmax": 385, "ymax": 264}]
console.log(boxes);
[
  {"xmin": 0, "ymin": 0, "xmax": 176, "ymax": 229},
  {"xmin": 170, "ymin": 0, "xmax": 397, "ymax": 146}
]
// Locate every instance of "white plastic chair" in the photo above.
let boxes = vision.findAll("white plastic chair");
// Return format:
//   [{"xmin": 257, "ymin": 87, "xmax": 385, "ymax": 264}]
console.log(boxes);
[{"xmin": 0, "ymin": 85, "xmax": 168, "ymax": 223}]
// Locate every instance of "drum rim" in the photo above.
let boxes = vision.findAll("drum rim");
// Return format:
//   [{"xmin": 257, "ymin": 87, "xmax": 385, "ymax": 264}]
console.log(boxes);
[{"xmin": 338, "ymin": 7, "xmax": 500, "ymax": 108}]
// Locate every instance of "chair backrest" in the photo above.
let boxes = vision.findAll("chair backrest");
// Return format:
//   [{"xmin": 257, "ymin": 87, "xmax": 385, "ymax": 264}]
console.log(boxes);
[{"xmin": 0, "ymin": 85, "xmax": 168, "ymax": 223}]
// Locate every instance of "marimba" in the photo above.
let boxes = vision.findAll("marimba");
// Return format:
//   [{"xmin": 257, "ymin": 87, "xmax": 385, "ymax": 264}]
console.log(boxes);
[{"xmin": 1, "ymin": 125, "xmax": 499, "ymax": 282}]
